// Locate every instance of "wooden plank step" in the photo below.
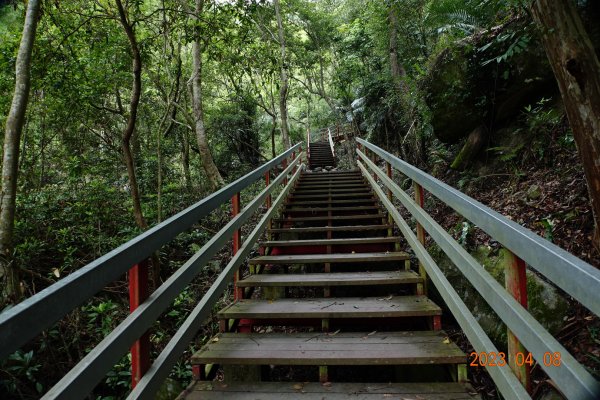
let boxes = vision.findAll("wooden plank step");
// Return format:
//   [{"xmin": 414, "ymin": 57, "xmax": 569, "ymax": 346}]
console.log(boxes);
[
  {"xmin": 184, "ymin": 382, "xmax": 480, "ymax": 399},
  {"xmin": 218, "ymin": 296, "xmax": 440, "ymax": 319},
  {"xmin": 267, "ymin": 224, "xmax": 392, "ymax": 233},
  {"xmin": 282, "ymin": 206, "xmax": 379, "ymax": 212},
  {"xmin": 295, "ymin": 183, "xmax": 366, "ymax": 188},
  {"xmin": 237, "ymin": 270, "xmax": 420, "ymax": 287},
  {"xmin": 289, "ymin": 193, "xmax": 373, "ymax": 200},
  {"xmin": 285, "ymin": 199, "xmax": 376, "ymax": 206},
  {"xmin": 260, "ymin": 237, "xmax": 401, "ymax": 247},
  {"xmin": 301, "ymin": 171, "xmax": 359, "ymax": 176},
  {"xmin": 273, "ymin": 214, "xmax": 385, "ymax": 223},
  {"xmin": 248, "ymin": 251, "xmax": 410, "ymax": 265},
  {"xmin": 292, "ymin": 189, "xmax": 371, "ymax": 195},
  {"xmin": 299, "ymin": 176, "xmax": 362, "ymax": 180},
  {"xmin": 191, "ymin": 331, "xmax": 461, "ymax": 366}
]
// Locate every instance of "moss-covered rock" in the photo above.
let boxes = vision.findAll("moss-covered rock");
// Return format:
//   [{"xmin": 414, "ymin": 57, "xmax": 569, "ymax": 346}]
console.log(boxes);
[{"xmin": 430, "ymin": 244, "xmax": 569, "ymax": 347}]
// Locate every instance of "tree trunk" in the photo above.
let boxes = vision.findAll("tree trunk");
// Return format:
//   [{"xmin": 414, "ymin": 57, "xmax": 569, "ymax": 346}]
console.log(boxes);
[
  {"xmin": 0, "ymin": 0, "xmax": 41, "ymax": 302},
  {"xmin": 271, "ymin": 115, "xmax": 277, "ymax": 158},
  {"xmin": 115, "ymin": 0, "xmax": 147, "ymax": 230},
  {"xmin": 116, "ymin": 0, "xmax": 161, "ymax": 286},
  {"xmin": 530, "ymin": 1, "xmax": 600, "ymax": 250},
  {"xmin": 182, "ymin": 130, "xmax": 192, "ymax": 190},
  {"xmin": 192, "ymin": 0, "xmax": 224, "ymax": 190},
  {"xmin": 274, "ymin": 0, "xmax": 291, "ymax": 150},
  {"xmin": 389, "ymin": 5, "xmax": 406, "ymax": 90}
]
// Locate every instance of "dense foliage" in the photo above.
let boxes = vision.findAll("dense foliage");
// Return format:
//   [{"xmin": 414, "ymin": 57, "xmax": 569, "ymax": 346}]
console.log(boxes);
[{"xmin": 1, "ymin": 0, "xmax": 599, "ymax": 398}]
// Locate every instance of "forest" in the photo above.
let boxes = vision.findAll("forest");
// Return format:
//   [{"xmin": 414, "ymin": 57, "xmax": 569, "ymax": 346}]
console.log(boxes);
[{"xmin": 1, "ymin": 0, "xmax": 600, "ymax": 399}]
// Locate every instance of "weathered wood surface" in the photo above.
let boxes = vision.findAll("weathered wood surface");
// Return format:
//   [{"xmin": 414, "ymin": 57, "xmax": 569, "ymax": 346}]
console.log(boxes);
[
  {"xmin": 191, "ymin": 331, "xmax": 463, "ymax": 365},
  {"xmin": 273, "ymin": 214, "xmax": 385, "ymax": 223},
  {"xmin": 292, "ymin": 188, "xmax": 371, "ymax": 194},
  {"xmin": 217, "ymin": 295, "xmax": 440, "ymax": 319},
  {"xmin": 289, "ymin": 193, "xmax": 374, "ymax": 200},
  {"xmin": 260, "ymin": 237, "xmax": 401, "ymax": 247},
  {"xmin": 267, "ymin": 224, "xmax": 393, "ymax": 233},
  {"xmin": 283, "ymin": 206, "xmax": 379, "ymax": 212},
  {"xmin": 237, "ymin": 270, "xmax": 421, "ymax": 287},
  {"xmin": 249, "ymin": 252, "xmax": 409, "ymax": 264},
  {"xmin": 285, "ymin": 199, "xmax": 376, "ymax": 206},
  {"xmin": 182, "ymin": 382, "xmax": 480, "ymax": 399}
]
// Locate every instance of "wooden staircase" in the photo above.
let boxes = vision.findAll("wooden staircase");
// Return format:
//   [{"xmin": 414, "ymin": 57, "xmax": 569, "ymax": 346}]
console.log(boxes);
[
  {"xmin": 182, "ymin": 169, "xmax": 479, "ymax": 399},
  {"xmin": 308, "ymin": 141, "xmax": 335, "ymax": 169}
]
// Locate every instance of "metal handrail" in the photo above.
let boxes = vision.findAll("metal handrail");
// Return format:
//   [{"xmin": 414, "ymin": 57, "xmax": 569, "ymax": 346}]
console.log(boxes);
[
  {"xmin": 327, "ymin": 127, "xmax": 335, "ymax": 157},
  {"xmin": 129, "ymin": 165, "xmax": 302, "ymax": 399},
  {"xmin": 356, "ymin": 138, "xmax": 600, "ymax": 317},
  {"xmin": 41, "ymin": 153, "xmax": 303, "ymax": 399},
  {"xmin": 356, "ymin": 140, "xmax": 600, "ymax": 399},
  {"xmin": 356, "ymin": 158, "xmax": 530, "ymax": 399},
  {"xmin": 0, "ymin": 143, "xmax": 301, "ymax": 361}
]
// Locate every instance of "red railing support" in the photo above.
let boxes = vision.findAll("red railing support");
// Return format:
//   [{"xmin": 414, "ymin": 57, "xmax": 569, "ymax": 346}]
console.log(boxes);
[
  {"xmin": 504, "ymin": 250, "xmax": 531, "ymax": 392},
  {"xmin": 232, "ymin": 192, "xmax": 242, "ymax": 300},
  {"xmin": 129, "ymin": 259, "xmax": 150, "ymax": 388},
  {"xmin": 413, "ymin": 182, "xmax": 427, "ymax": 296}
]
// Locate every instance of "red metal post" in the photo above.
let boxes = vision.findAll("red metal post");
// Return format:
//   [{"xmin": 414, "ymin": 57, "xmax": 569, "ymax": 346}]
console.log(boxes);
[
  {"xmin": 232, "ymin": 193, "xmax": 243, "ymax": 300},
  {"xmin": 129, "ymin": 260, "xmax": 150, "ymax": 388},
  {"xmin": 282, "ymin": 157, "xmax": 288, "ymax": 186},
  {"xmin": 413, "ymin": 182, "xmax": 427, "ymax": 296},
  {"xmin": 504, "ymin": 250, "xmax": 531, "ymax": 392},
  {"xmin": 291, "ymin": 151, "xmax": 296, "ymax": 173}
]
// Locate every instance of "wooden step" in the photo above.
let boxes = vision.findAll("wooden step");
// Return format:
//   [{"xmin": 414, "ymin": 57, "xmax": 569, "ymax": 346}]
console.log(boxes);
[
  {"xmin": 273, "ymin": 214, "xmax": 385, "ymax": 223},
  {"xmin": 295, "ymin": 183, "xmax": 366, "ymax": 188},
  {"xmin": 218, "ymin": 296, "xmax": 440, "ymax": 319},
  {"xmin": 185, "ymin": 381, "xmax": 480, "ymax": 399},
  {"xmin": 289, "ymin": 193, "xmax": 373, "ymax": 200},
  {"xmin": 282, "ymin": 206, "xmax": 379, "ymax": 213},
  {"xmin": 293, "ymin": 188, "xmax": 371, "ymax": 194},
  {"xmin": 260, "ymin": 237, "xmax": 401, "ymax": 247},
  {"xmin": 285, "ymin": 199, "xmax": 376, "ymax": 206},
  {"xmin": 267, "ymin": 224, "xmax": 393, "ymax": 233},
  {"xmin": 191, "ymin": 331, "xmax": 461, "ymax": 366},
  {"xmin": 248, "ymin": 252, "xmax": 410, "ymax": 265},
  {"xmin": 237, "ymin": 270, "xmax": 420, "ymax": 287},
  {"xmin": 299, "ymin": 176, "xmax": 363, "ymax": 181}
]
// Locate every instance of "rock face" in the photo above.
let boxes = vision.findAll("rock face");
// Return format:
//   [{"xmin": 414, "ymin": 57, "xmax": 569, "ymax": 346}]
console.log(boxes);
[
  {"xmin": 425, "ymin": 19, "xmax": 556, "ymax": 144},
  {"xmin": 430, "ymin": 245, "xmax": 569, "ymax": 346}
]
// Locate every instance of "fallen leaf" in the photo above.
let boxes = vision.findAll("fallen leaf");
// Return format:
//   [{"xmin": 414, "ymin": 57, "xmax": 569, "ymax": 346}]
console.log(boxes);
[
  {"xmin": 367, "ymin": 330, "xmax": 377, "ymax": 336},
  {"xmin": 322, "ymin": 381, "xmax": 332, "ymax": 387},
  {"xmin": 443, "ymin": 337, "xmax": 450, "ymax": 344},
  {"xmin": 211, "ymin": 337, "xmax": 219, "ymax": 343},
  {"xmin": 52, "ymin": 268, "xmax": 60, "ymax": 278},
  {"xmin": 292, "ymin": 384, "xmax": 303, "ymax": 390},
  {"xmin": 328, "ymin": 329, "xmax": 341, "ymax": 336}
]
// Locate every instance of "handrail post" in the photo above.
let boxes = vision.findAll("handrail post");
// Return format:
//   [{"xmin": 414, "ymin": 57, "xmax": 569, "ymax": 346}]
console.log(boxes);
[
  {"xmin": 413, "ymin": 182, "xmax": 427, "ymax": 296},
  {"xmin": 232, "ymin": 192, "xmax": 242, "ymax": 300},
  {"xmin": 503, "ymin": 249, "xmax": 531, "ymax": 392},
  {"xmin": 386, "ymin": 161, "xmax": 394, "ymax": 239},
  {"xmin": 282, "ymin": 157, "xmax": 288, "ymax": 186},
  {"xmin": 129, "ymin": 259, "xmax": 150, "ymax": 388}
]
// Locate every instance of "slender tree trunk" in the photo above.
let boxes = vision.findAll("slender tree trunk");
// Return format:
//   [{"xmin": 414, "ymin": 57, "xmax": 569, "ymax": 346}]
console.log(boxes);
[
  {"xmin": 389, "ymin": 5, "xmax": 406, "ymax": 90},
  {"xmin": 274, "ymin": 0, "xmax": 291, "ymax": 149},
  {"xmin": 531, "ymin": 1, "xmax": 600, "ymax": 250},
  {"xmin": 116, "ymin": 0, "xmax": 161, "ymax": 285},
  {"xmin": 182, "ymin": 130, "xmax": 192, "ymax": 190},
  {"xmin": 0, "ymin": 0, "xmax": 41, "ymax": 302},
  {"xmin": 115, "ymin": 0, "xmax": 147, "ymax": 230},
  {"xmin": 191, "ymin": 0, "xmax": 224, "ymax": 190},
  {"xmin": 271, "ymin": 117, "xmax": 277, "ymax": 158}
]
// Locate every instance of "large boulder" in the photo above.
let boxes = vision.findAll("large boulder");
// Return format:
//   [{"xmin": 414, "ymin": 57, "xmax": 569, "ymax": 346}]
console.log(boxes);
[{"xmin": 425, "ymin": 19, "xmax": 556, "ymax": 144}]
